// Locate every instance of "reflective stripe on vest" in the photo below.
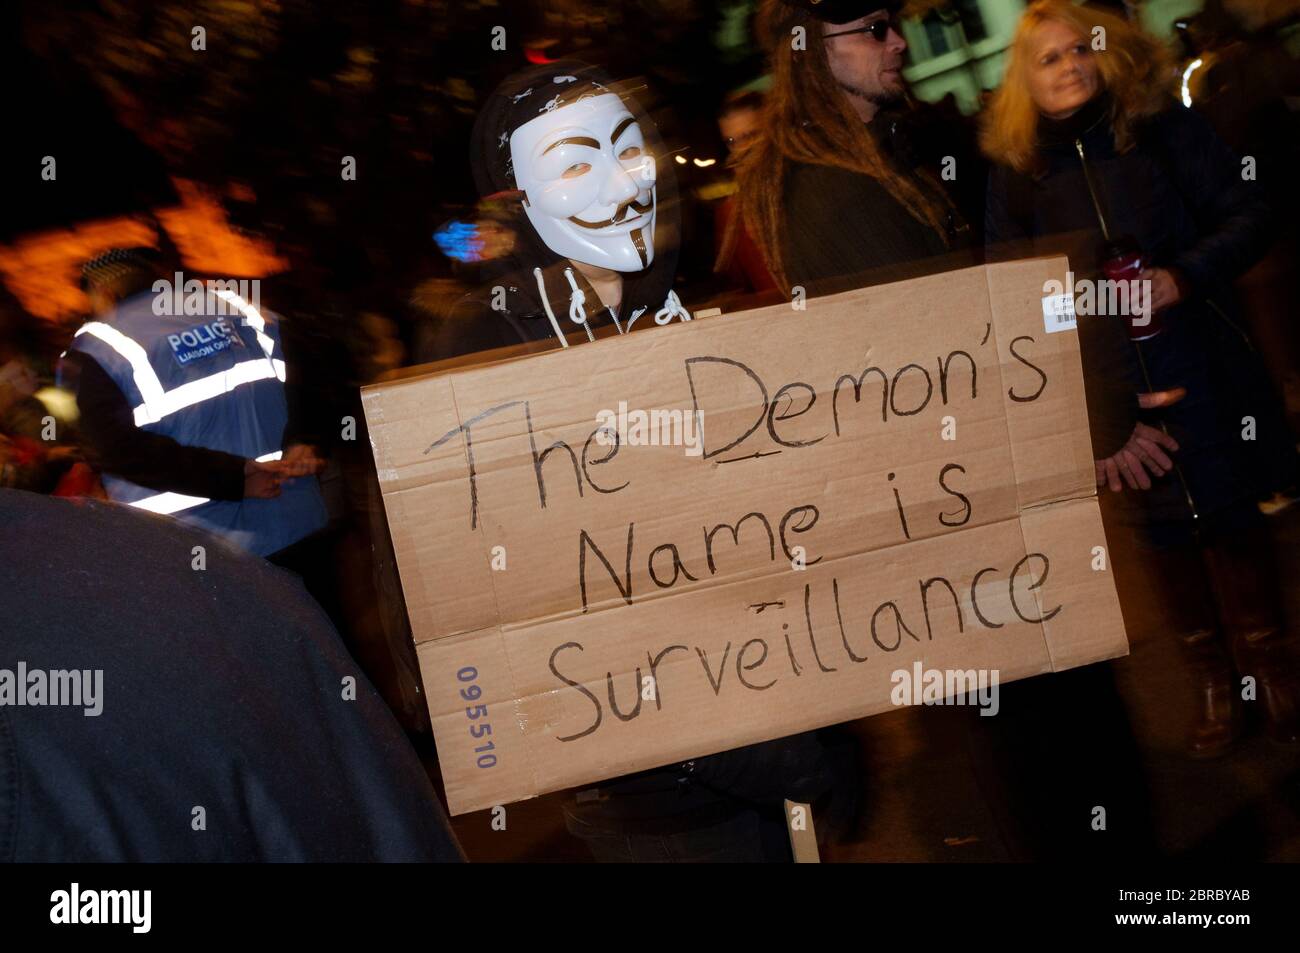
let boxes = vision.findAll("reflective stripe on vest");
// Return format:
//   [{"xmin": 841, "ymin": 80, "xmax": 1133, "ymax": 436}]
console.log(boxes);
[
  {"xmin": 73, "ymin": 321, "xmax": 169, "ymax": 414},
  {"xmin": 212, "ymin": 289, "xmax": 276, "ymax": 358},
  {"xmin": 69, "ymin": 289, "xmax": 328, "ymax": 556},
  {"xmin": 73, "ymin": 291, "xmax": 285, "ymax": 427},
  {"xmin": 127, "ymin": 356, "xmax": 286, "ymax": 427},
  {"xmin": 130, "ymin": 450, "xmax": 283, "ymax": 514}
]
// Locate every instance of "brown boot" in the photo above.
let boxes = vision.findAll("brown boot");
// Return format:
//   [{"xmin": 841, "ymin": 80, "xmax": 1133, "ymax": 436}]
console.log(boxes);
[
  {"xmin": 1200, "ymin": 523, "xmax": 1300, "ymax": 746},
  {"xmin": 1231, "ymin": 627, "xmax": 1300, "ymax": 745},
  {"xmin": 1176, "ymin": 628, "xmax": 1243, "ymax": 758}
]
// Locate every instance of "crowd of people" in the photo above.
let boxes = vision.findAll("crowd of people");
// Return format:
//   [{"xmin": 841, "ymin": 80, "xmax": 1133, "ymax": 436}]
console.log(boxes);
[{"xmin": 3, "ymin": 0, "xmax": 1299, "ymax": 862}]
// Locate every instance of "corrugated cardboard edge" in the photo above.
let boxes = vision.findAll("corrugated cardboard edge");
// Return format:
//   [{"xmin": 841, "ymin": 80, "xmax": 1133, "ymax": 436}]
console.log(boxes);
[
  {"xmin": 365, "ymin": 377, "xmax": 546, "ymax": 812},
  {"xmin": 366, "ymin": 257, "xmax": 1130, "ymax": 815},
  {"xmin": 983, "ymin": 258, "xmax": 1122, "ymax": 673}
]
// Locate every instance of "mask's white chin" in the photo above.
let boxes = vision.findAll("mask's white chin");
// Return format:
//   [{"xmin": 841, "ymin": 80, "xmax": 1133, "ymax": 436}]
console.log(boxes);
[{"xmin": 526, "ymin": 206, "xmax": 656, "ymax": 273}]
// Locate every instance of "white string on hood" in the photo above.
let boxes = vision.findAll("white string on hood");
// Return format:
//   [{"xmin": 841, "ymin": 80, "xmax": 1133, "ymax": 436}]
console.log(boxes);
[
  {"xmin": 654, "ymin": 290, "xmax": 692, "ymax": 326},
  {"xmin": 533, "ymin": 267, "xmax": 568, "ymax": 347},
  {"xmin": 613, "ymin": 288, "xmax": 686, "ymax": 332},
  {"xmin": 534, "ymin": 266, "xmax": 598, "ymax": 347},
  {"xmin": 625, "ymin": 290, "xmax": 691, "ymax": 331},
  {"xmin": 535, "ymin": 267, "xmax": 689, "ymax": 344},
  {"xmin": 562, "ymin": 268, "xmax": 597, "ymax": 343}
]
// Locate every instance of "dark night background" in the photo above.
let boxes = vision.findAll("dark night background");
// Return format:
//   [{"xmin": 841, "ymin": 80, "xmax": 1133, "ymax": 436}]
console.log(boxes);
[{"xmin": 6, "ymin": 0, "xmax": 763, "ymax": 311}]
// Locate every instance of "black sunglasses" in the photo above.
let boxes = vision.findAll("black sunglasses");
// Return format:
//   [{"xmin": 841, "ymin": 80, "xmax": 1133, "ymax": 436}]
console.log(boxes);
[{"xmin": 823, "ymin": 17, "xmax": 898, "ymax": 42}]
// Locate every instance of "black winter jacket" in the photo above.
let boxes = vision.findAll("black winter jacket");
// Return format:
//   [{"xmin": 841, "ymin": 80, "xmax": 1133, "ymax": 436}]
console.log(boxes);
[
  {"xmin": 0, "ymin": 490, "xmax": 463, "ymax": 861},
  {"xmin": 780, "ymin": 101, "xmax": 981, "ymax": 298},
  {"xmin": 986, "ymin": 99, "xmax": 1293, "ymax": 534}
]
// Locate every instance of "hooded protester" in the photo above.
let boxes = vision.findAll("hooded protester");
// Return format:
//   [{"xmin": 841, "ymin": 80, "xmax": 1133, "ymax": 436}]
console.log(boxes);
[
  {"xmin": 421, "ymin": 60, "xmax": 691, "ymax": 362},
  {"xmin": 418, "ymin": 61, "xmax": 859, "ymax": 862}
]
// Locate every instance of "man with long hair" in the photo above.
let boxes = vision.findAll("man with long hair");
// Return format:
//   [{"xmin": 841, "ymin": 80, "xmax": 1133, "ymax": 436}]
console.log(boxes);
[{"xmin": 731, "ymin": 0, "xmax": 979, "ymax": 297}]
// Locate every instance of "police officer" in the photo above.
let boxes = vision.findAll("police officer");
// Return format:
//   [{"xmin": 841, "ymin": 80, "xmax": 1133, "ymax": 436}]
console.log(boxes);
[{"xmin": 63, "ymin": 247, "xmax": 327, "ymax": 559}]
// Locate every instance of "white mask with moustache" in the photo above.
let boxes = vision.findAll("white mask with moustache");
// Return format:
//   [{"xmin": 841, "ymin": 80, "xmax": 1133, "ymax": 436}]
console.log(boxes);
[{"xmin": 509, "ymin": 92, "xmax": 657, "ymax": 272}]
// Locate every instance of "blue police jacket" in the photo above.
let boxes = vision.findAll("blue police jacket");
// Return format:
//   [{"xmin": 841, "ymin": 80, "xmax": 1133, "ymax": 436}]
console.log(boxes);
[{"xmin": 67, "ymin": 286, "xmax": 327, "ymax": 556}]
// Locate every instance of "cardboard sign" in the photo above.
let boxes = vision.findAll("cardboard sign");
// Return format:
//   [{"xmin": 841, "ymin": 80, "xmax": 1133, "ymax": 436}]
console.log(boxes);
[{"xmin": 363, "ymin": 258, "xmax": 1127, "ymax": 816}]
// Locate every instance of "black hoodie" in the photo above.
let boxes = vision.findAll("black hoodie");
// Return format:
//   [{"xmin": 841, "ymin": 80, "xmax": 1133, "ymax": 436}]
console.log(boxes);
[{"xmin": 425, "ymin": 61, "xmax": 687, "ymax": 362}]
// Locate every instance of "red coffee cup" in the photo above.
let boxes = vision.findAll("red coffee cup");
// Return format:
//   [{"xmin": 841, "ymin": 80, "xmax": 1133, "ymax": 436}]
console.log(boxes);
[{"xmin": 1102, "ymin": 239, "xmax": 1162, "ymax": 340}]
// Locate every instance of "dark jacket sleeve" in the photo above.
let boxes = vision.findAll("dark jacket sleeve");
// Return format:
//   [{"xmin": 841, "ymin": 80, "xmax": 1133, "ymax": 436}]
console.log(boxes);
[
  {"xmin": 983, "ymin": 165, "xmax": 1031, "ymax": 259},
  {"xmin": 276, "ymin": 314, "xmax": 338, "ymax": 451},
  {"xmin": 781, "ymin": 163, "xmax": 953, "ymax": 296},
  {"xmin": 72, "ymin": 353, "xmax": 246, "ymax": 500},
  {"xmin": 1156, "ymin": 105, "xmax": 1276, "ymax": 297},
  {"xmin": 280, "ymin": 346, "xmax": 316, "ymax": 451},
  {"xmin": 984, "ymin": 166, "xmax": 1140, "ymax": 460},
  {"xmin": 417, "ymin": 294, "xmax": 529, "ymax": 363}
]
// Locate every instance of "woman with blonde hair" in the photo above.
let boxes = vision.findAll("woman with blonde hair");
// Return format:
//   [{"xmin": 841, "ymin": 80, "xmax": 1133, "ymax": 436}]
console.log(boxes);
[{"xmin": 983, "ymin": 1, "xmax": 1297, "ymax": 756}]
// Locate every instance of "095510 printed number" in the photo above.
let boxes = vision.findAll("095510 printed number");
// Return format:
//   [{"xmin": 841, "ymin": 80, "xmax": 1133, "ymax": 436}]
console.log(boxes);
[{"xmin": 456, "ymin": 666, "xmax": 497, "ymax": 769}]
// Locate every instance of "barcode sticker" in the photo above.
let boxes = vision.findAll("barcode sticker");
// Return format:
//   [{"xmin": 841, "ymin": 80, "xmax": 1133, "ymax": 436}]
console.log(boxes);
[{"xmin": 1042, "ymin": 293, "xmax": 1077, "ymax": 334}]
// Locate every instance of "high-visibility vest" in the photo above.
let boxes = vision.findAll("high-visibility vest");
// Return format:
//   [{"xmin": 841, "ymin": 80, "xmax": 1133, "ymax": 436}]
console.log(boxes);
[{"xmin": 66, "ymin": 289, "xmax": 327, "ymax": 557}]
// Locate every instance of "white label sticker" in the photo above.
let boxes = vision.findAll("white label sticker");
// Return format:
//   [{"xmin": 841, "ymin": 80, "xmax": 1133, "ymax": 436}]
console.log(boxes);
[{"xmin": 1042, "ymin": 293, "xmax": 1077, "ymax": 334}]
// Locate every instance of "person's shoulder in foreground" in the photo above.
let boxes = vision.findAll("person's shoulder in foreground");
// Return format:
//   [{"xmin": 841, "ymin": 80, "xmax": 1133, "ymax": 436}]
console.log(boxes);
[{"xmin": 0, "ymin": 490, "xmax": 463, "ymax": 862}]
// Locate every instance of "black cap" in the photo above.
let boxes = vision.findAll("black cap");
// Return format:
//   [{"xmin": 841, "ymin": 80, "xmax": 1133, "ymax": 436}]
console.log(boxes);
[
  {"xmin": 783, "ymin": 0, "xmax": 904, "ymax": 24},
  {"xmin": 470, "ymin": 60, "xmax": 621, "ymax": 198}
]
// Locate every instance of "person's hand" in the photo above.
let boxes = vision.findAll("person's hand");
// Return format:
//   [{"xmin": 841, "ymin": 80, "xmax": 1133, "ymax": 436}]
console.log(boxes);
[
  {"xmin": 280, "ymin": 443, "xmax": 325, "ymax": 478},
  {"xmin": 1095, "ymin": 389, "xmax": 1185, "ymax": 492},
  {"xmin": 243, "ymin": 458, "xmax": 287, "ymax": 499},
  {"xmin": 1138, "ymin": 267, "xmax": 1184, "ymax": 315},
  {"xmin": 1096, "ymin": 422, "xmax": 1181, "ymax": 492}
]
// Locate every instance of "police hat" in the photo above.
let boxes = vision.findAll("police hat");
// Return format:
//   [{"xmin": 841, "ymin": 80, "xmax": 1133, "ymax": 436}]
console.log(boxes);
[
  {"xmin": 79, "ymin": 247, "xmax": 159, "ymax": 292},
  {"xmin": 782, "ymin": 0, "xmax": 905, "ymax": 24}
]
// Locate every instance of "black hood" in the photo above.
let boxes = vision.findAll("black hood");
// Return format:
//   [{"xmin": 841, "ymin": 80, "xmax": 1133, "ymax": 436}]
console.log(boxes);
[{"xmin": 465, "ymin": 60, "xmax": 683, "ymax": 342}]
